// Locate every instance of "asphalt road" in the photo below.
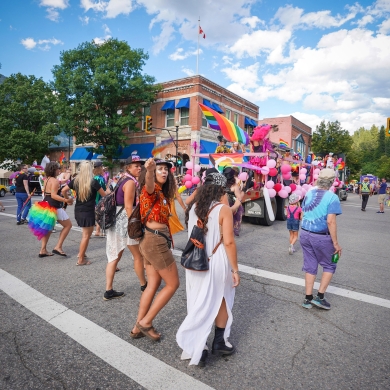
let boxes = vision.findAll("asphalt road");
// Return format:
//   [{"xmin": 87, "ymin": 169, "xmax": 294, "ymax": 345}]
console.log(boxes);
[{"xmin": 0, "ymin": 191, "xmax": 389, "ymax": 390}]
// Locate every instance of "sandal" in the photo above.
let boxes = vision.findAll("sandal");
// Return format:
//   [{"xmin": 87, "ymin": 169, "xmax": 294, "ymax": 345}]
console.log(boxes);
[
  {"xmin": 76, "ymin": 261, "xmax": 92, "ymax": 266},
  {"xmin": 136, "ymin": 322, "xmax": 161, "ymax": 341},
  {"xmin": 0, "ymin": 207, "xmax": 5, "ymax": 212},
  {"xmin": 130, "ymin": 330, "xmax": 145, "ymax": 339}
]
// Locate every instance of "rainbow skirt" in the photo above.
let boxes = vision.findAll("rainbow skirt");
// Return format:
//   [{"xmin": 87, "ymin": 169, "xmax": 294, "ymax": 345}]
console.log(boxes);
[{"xmin": 28, "ymin": 201, "xmax": 57, "ymax": 240}]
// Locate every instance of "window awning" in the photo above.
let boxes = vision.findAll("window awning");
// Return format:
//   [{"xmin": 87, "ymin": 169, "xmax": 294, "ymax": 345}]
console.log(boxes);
[
  {"xmin": 251, "ymin": 119, "xmax": 258, "ymax": 126},
  {"xmin": 176, "ymin": 98, "xmax": 190, "ymax": 109},
  {"xmin": 245, "ymin": 117, "xmax": 252, "ymax": 126},
  {"xmin": 199, "ymin": 140, "xmax": 218, "ymax": 165},
  {"xmin": 118, "ymin": 143, "xmax": 155, "ymax": 160},
  {"xmin": 69, "ymin": 147, "xmax": 93, "ymax": 162},
  {"xmin": 161, "ymin": 100, "xmax": 176, "ymax": 111},
  {"xmin": 212, "ymin": 103, "xmax": 224, "ymax": 113},
  {"xmin": 203, "ymin": 99, "xmax": 212, "ymax": 108}
]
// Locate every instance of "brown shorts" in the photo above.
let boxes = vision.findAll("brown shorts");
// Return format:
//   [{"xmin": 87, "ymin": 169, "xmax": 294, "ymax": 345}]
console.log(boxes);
[{"xmin": 139, "ymin": 226, "xmax": 175, "ymax": 271}]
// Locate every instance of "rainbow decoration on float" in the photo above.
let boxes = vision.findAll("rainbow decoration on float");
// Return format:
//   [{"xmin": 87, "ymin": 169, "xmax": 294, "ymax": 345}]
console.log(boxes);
[
  {"xmin": 279, "ymin": 139, "xmax": 289, "ymax": 149},
  {"xmin": 209, "ymin": 153, "xmax": 244, "ymax": 169},
  {"xmin": 198, "ymin": 103, "xmax": 249, "ymax": 145},
  {"xmin": 28, "ymin": 201, "xmax": 57, "ymax": 240},
  {"xmin": 151, "ymin": 139, "xmax": 173, "ymax": 157}
]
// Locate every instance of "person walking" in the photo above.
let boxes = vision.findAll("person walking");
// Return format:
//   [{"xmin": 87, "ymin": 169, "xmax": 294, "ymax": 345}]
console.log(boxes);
[
  {"xmin": 376, "ymin": 178, "xmax": 387, "ymax": 214},
  {"xmin": 93, "ymin": 161, "xmax": 107, "ymax": 237},
  {"xmin": 15, "ymin": 165, "xmax": 32, "ymax": 225},
  {"xmin": 130, "ymin": 158, "xmax": 179, "ymax": 341},
  {"xmin": 62, "ymin": 161, "xmax": 109, "ymax": 265},
  {"xmin": 176, "ymin": 172, "xmax": 240, "ymax": 367},
  {"xmin": 287, "ymin": 193, "xmax": 303, "ymax": 255},
  {"xmin": 300, "ymin": 169, "xmax": 342, "ymax": 310},
  {"xmin": 104, "ymin": 155, "xmax": 147, "ymax": 301},
  {"xmin": 28, "ymin": 162, "xmax": 73, "ymax": 257},
  {"xmin": 359, "ymin": 177, "xmax": 372, "ymax": 211}
]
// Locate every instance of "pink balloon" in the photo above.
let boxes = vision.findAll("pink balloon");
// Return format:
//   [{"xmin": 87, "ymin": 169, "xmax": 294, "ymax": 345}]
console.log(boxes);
[
  {"xmin": 194, "ymin": 164, "xmax": 201, "ymax": 173},
  {"xmin": 301, "ymin": 189, "xmax": 307, "ymax": 197},
  {"xmin": 266, "ymin": 180, "xmax": 275, "ymax": 189},
  {"xmin": 313, "ymin": 174, "xmax": 319, "ymax": 180},
  {"xmin": 285, "ymin": 186, "xmax": 292, "ymax": 193},
  {"xmin": 185, "ymin": 162, "xmax": 193, "ymax": 169},
  {"xmin": 332, "ymin": 180, "xmax": 338, "ymax": 187},
  {"xmin": 260, "ymin": 166, "xmax": 269, "ymax": 175},
  {"xmin": 302, "ymin": 184, "xmax": 309, "ymax": 190},
  {"xmin": 296, "ymin": 185, "xmax": 302, "ymax": 191},
  {"xmin": 340, "ymin": 181, "xmax": 344, "ymax": 186},
  {"xmin": 300, "ymin": 168, "xmax": 307, "ymax": 174},
  {"xmin": 329, "ymin": 186, "xmax": 336, "ymax": 193},
  {"xmin": 183, "ymin": 174, "xmax": 192, "ymax": 182},
  {"xmin": 299, "ymin": 174, "xmax": 306, "ymax": 181},
  {"xmin": 192, "ymin": 176, "xmax": 200, "ymax": 185},
  {"xmin": 314, "ymin": 168, "xmax": 320, "ymax": 174},
  {"xmin": 186, "ymin": 169, "xmax": 192, "ymax": 176},
  {"xmin": 278, "ymin": 189, "xmax": 289, "ymax": 198},
  {"xmin": 267, "ymin": 159, "xmax": 276, "ymax": 168},
  {"xmin": 185, "ymin": 181, "xmax": 193, "ymax": 189},
  {"xmin": 281, "ymin": 164, "xmax": 291, "ymax": 174},
  {"xmin": 282, "ymin": 173, "xmax": 291, "ymax": 180},
  {"xmin": 268, "ymin": 188, "xmax": 276, "ymax": 197},
  {"xmin": 238, "ymin": 172, "xmax": 248, "ymax": 181}
]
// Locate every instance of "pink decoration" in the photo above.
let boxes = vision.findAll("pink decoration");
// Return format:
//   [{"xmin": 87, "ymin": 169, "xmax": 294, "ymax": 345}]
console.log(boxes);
[
  {"xmin": 185, "ymin": 161, "xmax": 193, "ymax": 169},
  {"xmin": 274, "ymin": 183, "xmax": 282, "ymax": 192},
  {"xmin": 329, "ymin": 186, "xmax": 336, "ymax": 193},
  {"xmin": 265, "ymin": 180, "xmax": 275, "ymax": 189},
  {"xmin": 299, "ymin": 174, "xmax": 306, "ymax": 181},
  {"xmin": 290, "ymin": 183, "xmax": 297, "ymax": 191},
  {"xmin": 278, "ymin": 189, "xmax": 289, "ymax": 198},
  {"xmin": 260, "ymin": 166, "xmax": 270, "ymax": 175},
  {"xmin": 268, "ymin": 188, "xmax": 276, "ymax": 197},
  {"xmin": 332, "ymin": 180, "xmax": 338, "ymax": 187},
  {"xmin": 268, "ymin": 168, "xmax": 278, "ymax": 177},
  {"xmin": 313, "ymin": 174, "xmax": 319, "ymax": 180},
  {"xmin": 191, "ymin": 176, "xmax": 200, "ymax": 185},
  {"xmin": 185, "ymin": 181, "xmax": 193, "ymax": 189},
  {"xmin": 282, "ymin": 173, "xmax": 291, "ymax": 180},
  {"xmin": 267, "ymin": 159, "xmax": 276, "ymax": 168},
  {"xmin": 285, "ymin": 186, "xmax": 292, "ymax": 193},
  {"xmin": 300, "ymin": 168, "xmax": 307, "ymax": 174},
  {"xmin": 194, "ymin": 164, "xmax": 201, "ymax": 173},
  {"xmin": 281, "ymin": 164, "xmax": 291, "ymax": 174},
  {"xmin": 183, "ymin": 174, "xmax": 192, "ymax": 182},
  {"xmin": 238, "ymin": 172, "xmax": 248, "ymax": 181},
  {"xmin": 314, "ymin": 168, "xmax": 320, "ymax": 174},
  {"xmin": 186, "ymin": 169, "xmax": 192, "ymax": 176}
]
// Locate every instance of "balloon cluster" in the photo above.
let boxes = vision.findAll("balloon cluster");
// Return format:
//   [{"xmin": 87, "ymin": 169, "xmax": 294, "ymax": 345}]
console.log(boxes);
[{"xmin": 182, "ymin": 161, "xmax": 201, "ymax": 189}]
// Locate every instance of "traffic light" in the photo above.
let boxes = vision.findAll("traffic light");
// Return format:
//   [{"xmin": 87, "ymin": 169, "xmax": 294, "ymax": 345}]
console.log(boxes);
[
  {"xmin": 176, "ymin": 155, "xmax": 182, "ymax": 166},
  {"xmin": 145, "ymin": 115, "xmax": 152, "ymax": 133}
]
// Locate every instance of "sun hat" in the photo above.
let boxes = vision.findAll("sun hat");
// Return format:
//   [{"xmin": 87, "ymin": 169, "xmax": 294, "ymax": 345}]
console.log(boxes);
[
  {"xmin": 94, "ymin": 161, "xmax": 103, "ymax": 168},
  {"xmin": 289, "ymin": 193, "xmax": 300, "ymax": 204},
  {"xmin": 154, "ymin": 158, "xmax": 173, "ymax": 169},
  {"xmin": 125, "ymin": 155, "xmax": 145, "ymax": 165},
  {"xmin": 318, "ymin": 168, "xmax": 336, "ymax": 180}
]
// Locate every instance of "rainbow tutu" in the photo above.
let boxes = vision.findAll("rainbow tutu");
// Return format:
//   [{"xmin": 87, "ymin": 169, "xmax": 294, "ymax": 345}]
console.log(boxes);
[{"xmin": 28, "ymin": 201, "xmax": 57, "ymax": 240}]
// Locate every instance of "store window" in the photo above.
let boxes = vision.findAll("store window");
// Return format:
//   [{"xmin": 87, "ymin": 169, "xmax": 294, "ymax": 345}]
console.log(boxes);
[
  {"xmin": 295, "ymin": 134, "xmax": 306, "ymax": 156},
  {"xmin": 180, "ymin": 107, "xmax": 189, "ymax": 126},
  {"xmin": 233, "ymin": 113, "xmax": 238, "ymax": 125},
  {"xmin": 202, "ymin": 113, "xmax": 208, "ymax": 128},
  {"xmin": 166, "ymin": 109, "xmax": 175, "ymax": 127},
  {"xmin": 225, "ymin": 109, "xmax": 231, "ymax": 120}
]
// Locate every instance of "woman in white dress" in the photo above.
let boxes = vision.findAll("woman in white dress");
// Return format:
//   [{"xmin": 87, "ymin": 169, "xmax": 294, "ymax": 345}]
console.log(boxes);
[{"xmin": 176, "ymin": 172, "xmax": 240, "ymax": 367}]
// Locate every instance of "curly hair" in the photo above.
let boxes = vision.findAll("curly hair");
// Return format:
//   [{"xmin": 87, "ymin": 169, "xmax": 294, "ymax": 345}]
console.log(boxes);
[
  {"xmin": 138, "ymin": 166, "xmax": 175, "ymax": 200},
  {"xmin": 185, "ymin": 184, "xmax": 225, "ymax": 234},
  {"xmin": 45, "ymin": 161, "xmax": 59, "ymax": 178}
]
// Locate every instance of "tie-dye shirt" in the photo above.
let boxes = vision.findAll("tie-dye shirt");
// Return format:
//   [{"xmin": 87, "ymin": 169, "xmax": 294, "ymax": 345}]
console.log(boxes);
[{"xmin": 301, "ymin": 189, "xmax": 342, "ymax": 233}]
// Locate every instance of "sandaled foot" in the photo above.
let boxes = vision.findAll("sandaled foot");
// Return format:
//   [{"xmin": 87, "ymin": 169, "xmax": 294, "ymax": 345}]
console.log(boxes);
[
  {"xmin": 52, "ymin": 249, "xmax": 67, "ymax": 257},
  {"xmin": 115, "ymin": 267, "xmax": 120, "ymax": 272},
  {"xmin": 130, "ymin": 330, "xmax": 145, "ymax": 339},
  {"xmin": 76, "ymin": 261, "xmax": 91, "ymax": 266},
  {"xmin": 136, "ymin": 322, "xmax": 161, "ymax": 341},
  {"xmin": 38, "ymin": 253, "xmax": 54, "ymax": 258}
]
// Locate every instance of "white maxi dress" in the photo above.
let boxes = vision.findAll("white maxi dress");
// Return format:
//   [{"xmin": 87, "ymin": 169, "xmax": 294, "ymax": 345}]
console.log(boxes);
[{"xmin": 176, "ymin": 203, "xmax": 235, "ymax": 366}]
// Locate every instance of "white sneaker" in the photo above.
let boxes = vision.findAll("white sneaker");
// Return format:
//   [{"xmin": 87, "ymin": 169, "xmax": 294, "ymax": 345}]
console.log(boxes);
[{"xmin": 288, "ymin": 244, "xmax": 293, "ymax": 255}]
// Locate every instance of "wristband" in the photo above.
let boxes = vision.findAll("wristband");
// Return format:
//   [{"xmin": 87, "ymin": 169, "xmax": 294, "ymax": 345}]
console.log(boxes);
[{"xmin": 231, "ymin": 270, "xmax": 239, "ymax": 274}]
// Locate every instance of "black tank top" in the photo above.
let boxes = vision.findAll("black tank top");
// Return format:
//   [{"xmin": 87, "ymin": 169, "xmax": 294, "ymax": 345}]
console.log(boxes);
[{"xmin": 43, "ymin": 178, "xmax": 63, "ymax": 209}]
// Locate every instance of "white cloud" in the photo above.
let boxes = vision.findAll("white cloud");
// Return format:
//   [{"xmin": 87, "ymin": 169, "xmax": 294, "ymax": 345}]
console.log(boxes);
[
  {"xmin": 241, "ymin": 16, "xmax": 263, "ymax": 29},
  {"xmin": 103, "ymin": 23, "xmax": 111, "ymax": 34},
  {"xmin": 168, "ymin": 47, "xmax": 199, "ymax": 61},
  {"xmin": 378, "ymin": 18, "xmax": 390, "ymax": 34},
  {"xmin": 222, "ymin": 63, "xmax": 259, "ymax": 88},
  {"xmin": 39, "ymin": 0, "xmax": 69, "ymax": 21},
  {"xmin": 46, "ymin": 8, "xmax": 60, "ymax": 21},
  {"xmin": 79, "ymin": 16, "xmax": 90, "ymax": 25},
  {"xmin": 182, "ymin": 67, "xmax": 195, "ymax": 76},
  {"xmin": 20, "ymin": 37, "xmax": 63, "ymax": 50},
  {"xmin": 94, "ymin": 24, "xmax": 112, "ymax": 44},
  {"xmin": 80, "ymin": 0, "xmax": 133, "ymax": 18},
  {"xmin": 356, "ymin": 15, "xmax": 374, "ymax": 27}
]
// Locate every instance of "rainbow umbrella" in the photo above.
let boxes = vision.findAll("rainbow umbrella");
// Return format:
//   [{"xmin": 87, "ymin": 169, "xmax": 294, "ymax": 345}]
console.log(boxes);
[{"xmin": 198, "ymin": 103, "xmax": 249, "ymax": 145}]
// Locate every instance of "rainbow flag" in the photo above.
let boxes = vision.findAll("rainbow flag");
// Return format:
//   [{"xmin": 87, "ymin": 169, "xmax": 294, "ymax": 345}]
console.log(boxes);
[
  {"xmin": 209, "ymin": 153, "xmax": 244, "ymax": 170},
  {"xmin": 198, "ymin": 103, "xmax": 249, "ymax": 145},
  {"xmin": 151, "ymin": 139, "xmax": 173, "ymax": 156},
  {"xmin": 279, "ymin": 139, "xmax": 289, "ymax": 149}
]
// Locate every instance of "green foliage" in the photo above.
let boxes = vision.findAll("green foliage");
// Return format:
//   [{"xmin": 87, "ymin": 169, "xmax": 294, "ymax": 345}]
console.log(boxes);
[
  {"xmin": 0, "ymin": 73, "xmax": 59, "ymax": 170},
  {"xmin": 312, "ymin": 121, "xmax": 352, "ymax": 156},
  {"xmin": 52, "ymin": 39, "xmax": 161, "ymax": 163}
]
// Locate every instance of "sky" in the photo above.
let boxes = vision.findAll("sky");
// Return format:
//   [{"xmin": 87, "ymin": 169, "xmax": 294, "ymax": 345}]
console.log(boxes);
[{"xmin": 0, "ymin": 0, "xmax": 390, "ymax": 134}]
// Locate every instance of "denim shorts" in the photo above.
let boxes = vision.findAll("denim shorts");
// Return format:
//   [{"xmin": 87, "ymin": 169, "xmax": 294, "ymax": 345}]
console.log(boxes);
[
  {"xmin": 287, "ymin": 219, "xmax": 300, "ymax": 231},
  {"xmin": 299, "ymin": 229, "xmax": 337, "ymax": 275}
]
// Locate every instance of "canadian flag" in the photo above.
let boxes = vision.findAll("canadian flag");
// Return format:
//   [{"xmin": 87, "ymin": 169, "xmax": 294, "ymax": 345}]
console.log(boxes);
[{"xmin": 199, "ymin": 26, "xmax": 206, "ymax": 39}]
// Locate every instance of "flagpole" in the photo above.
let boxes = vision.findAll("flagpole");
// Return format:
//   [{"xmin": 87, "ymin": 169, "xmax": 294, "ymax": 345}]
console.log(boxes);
[{"xmin": 197, "ymin": 17, "xmax": 200, "ymax": 75}]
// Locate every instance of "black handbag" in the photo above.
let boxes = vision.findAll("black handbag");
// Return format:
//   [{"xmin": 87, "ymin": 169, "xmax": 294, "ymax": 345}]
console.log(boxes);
[{"xmin": 180, "ymin": 203, "xmax": 223, "ymax": 271}]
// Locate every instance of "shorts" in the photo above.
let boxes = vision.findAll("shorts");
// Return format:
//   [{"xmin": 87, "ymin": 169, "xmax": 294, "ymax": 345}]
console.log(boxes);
[
  {"xmin": 378, "ymin": 194, "xmax": 386, "ymax": 204},
  {"xmin": 57, "ymin": 208, "xmax": 69, "ymax": 221},
  {"xmin": 299, "ymin": 229, "xmax": 337, "ymax": 275},
  {"xmin": 139, "ymin": 226, "xmax": 175, "ymax": 271},
  {"xmin": 287, "ymin": 219, "xmax": 300, "ymax": 232}
]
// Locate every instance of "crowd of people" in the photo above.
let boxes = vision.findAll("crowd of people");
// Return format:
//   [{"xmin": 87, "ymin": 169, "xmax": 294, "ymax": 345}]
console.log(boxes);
[{"xmin": 5, "ymin": 147, "xmax": 387, "ymax": 368}]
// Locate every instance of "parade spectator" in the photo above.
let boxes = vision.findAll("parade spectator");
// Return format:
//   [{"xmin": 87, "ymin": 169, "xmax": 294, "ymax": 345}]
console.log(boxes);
[
  {"xmin": 300, "ymin": 168, "xmax": 342, "ymax": 310},
  {"xmin": 62, "ymin": 161, "xmax": 109, "ymax": 265},
  {"xmin": 40, "ymin": 153, "xmax": 50, "ymax": 169},
  {"xmin": 230, "ymin": 142, "xmax": 245, "ymax": 153},
  {"xmin": 31, "ymin": 162, "xmax": 73, "ymax": 257},
  {"xmin": 93, "ymin": 161, "xmax": 106, "ymax": 237},
  {"xmin": 130, "ymin": 158, "xmax": 179, "ymax": 341},
  {"xmin": 177, "ymin": 172, "xmax": 240, "ymax": 367},
  {"xmin": 215, "ymin": 136, "xmax": 231, "ymax": 153},
  {"xmin": 376, "ymin": 178, "xmax": 387, "ymax": 214},
  {"xmin": 359, "ymin": 177, "xmax": 372, "ymax": 211},
  {"xmin": 104, "ymin": 156, "xmax": 147, "ymax": 301},
  {"xmin": 287, "ymin": 193, "xmax": 302, "ymax": 255},
  {"xmin": 15, "ymin": 165, "xmax": 32, "ymax": 225}
]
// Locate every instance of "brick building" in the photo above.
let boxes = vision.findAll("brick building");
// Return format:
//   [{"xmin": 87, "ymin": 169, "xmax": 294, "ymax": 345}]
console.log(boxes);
[{"xmin": 258, "ymin": 116, "xmax": 312, "ymax": 159}]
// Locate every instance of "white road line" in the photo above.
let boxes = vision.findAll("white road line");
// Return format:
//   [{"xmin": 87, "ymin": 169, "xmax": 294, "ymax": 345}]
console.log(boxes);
[
  {"xmin": 2, "ymin": 212, "xmax": 389, "ymax": 309},
  {"xmin": 0, "ymin": 269, "xmax": 213, "ymax": 390}
]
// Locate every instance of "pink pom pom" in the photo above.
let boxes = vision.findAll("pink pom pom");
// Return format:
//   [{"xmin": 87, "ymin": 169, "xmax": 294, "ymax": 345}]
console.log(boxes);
[
  {"xmin": 191, "ymin": 176, "xmax": 200, "ymax": 185},
  {"xmin": 238, "ymin": 172, "xmax": 248, "ymax": 181}
]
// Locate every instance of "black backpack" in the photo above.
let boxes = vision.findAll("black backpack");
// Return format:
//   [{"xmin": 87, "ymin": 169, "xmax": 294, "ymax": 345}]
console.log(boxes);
[{"xmin": 95, "ymin": 177, "xmax": 129, "ymax": 232}]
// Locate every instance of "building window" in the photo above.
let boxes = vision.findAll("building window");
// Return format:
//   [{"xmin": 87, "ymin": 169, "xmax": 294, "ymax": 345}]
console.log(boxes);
[
  {"xmin": 225, "ymin": 109, "xmax": 231, "ymax": 120},
  {"xmin": 180, "ymin": 107, "xmax": 189, "ymax": 126},
  {"xmin": 233, "ymin": 113, "xmax": 238, "ymax": 125},
  {"xmin": 202, "ymin": 113, "xmax": 208, "ymax": 128},
  {"xmin": 166, "ymin": 109, "xmax": 175, "ymax": 127},
  {"xmin": 295, "ymin": 135, "xmax": 306, "ymax": 156}
]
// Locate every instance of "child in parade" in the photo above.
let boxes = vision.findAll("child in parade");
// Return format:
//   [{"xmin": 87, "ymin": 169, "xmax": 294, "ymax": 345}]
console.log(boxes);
[{"xmin": 287, "ymin": 193, "xmax": 302, "ymax": 255}]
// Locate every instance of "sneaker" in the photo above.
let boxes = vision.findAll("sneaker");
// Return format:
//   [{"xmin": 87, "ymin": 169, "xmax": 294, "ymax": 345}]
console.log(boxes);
[
  {"xmin": 288, "ymin": 244, "xmax": 293, "ymax": 255},
  {"xmin": 16, "ymin": 221, "xmax": 22, "ymax": 225},
  {"xmin": 302, "ymin": 299, "xmax": 312, "ymax": 309},
  {"xmin": 21, "ymin": 219, "xmax": 27, "ymax": 224},
  {"xmin": 376, "ymin": 211, "xmax": 382, "ymax": 213},
  {"xmin": 103, "ymin": 289, "xmax": 125, "ymax": 301},
  {"xmin": 311, "ymin": 296, "xmax": 331, "ymax": 310}
]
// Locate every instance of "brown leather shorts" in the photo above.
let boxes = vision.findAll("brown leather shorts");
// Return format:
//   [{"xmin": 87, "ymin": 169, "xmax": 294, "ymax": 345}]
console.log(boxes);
[{"xmin": 139, "ymin": 226, "xmax": 175, "ymax": 271}]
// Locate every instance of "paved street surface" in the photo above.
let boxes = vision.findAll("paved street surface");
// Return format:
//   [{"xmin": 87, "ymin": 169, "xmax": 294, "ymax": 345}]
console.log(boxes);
[{"xmin": 1, "ymin": 192, "xmax": 389, "ymax": 390}]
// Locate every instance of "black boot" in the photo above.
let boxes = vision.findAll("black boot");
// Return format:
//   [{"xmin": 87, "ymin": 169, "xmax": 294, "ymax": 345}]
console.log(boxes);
[
  {"xmin": 198, "ymin": 349, "xmax": 208, "ymax": 368},
  {"xmin": 212, "ymin": 326, "xmax": 235, "ymax": 356}
]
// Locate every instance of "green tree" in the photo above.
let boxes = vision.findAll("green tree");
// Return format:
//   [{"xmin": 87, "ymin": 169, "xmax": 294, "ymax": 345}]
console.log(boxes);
[
  {"xmin": 376, "ymin": 155, "xmax": 390, "ymax": 180},
  {"xmin": 52, "ymin": 39, "xmax": 161, "ymax": 164},
  {"xmin": 0, "ymin": 73, "xmax": 59, "ymax": 170},
  {"xmin": 312, "ymin": 120, "xmax": 353, "ymax": 156}
]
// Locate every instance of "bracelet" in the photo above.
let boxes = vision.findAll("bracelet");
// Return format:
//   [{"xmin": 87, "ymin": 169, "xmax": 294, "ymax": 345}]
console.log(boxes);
[{"xmin": 231, "ymin": 270, "xmax": 239, "ymax": 274}]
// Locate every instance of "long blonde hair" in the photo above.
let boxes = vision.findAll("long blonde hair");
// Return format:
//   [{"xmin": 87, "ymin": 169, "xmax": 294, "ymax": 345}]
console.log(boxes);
[{"xmin": 74, "ymin": 161, "xmax": 94, "ymax": 202}]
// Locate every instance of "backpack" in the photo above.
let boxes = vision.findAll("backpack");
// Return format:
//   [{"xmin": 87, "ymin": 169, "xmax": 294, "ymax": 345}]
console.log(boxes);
[{"xmin": 95, "ymin": 176, "xmax": 129, "ymax": 232}]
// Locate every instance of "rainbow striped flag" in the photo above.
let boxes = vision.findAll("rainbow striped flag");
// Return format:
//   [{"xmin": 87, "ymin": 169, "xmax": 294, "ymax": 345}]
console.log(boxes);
[
  {"xmin": 279, "ymin": 139, "xmax": 289, "ymax": 149},
  {"xmin": 151, "ymin": 139, "xmax": 173, "ymax": 156}
]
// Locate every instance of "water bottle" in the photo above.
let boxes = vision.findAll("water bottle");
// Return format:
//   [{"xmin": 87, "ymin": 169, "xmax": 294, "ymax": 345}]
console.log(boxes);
[{"xmin": 331, "ymin": 253, "xmax": 339, "ymax": 263}]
